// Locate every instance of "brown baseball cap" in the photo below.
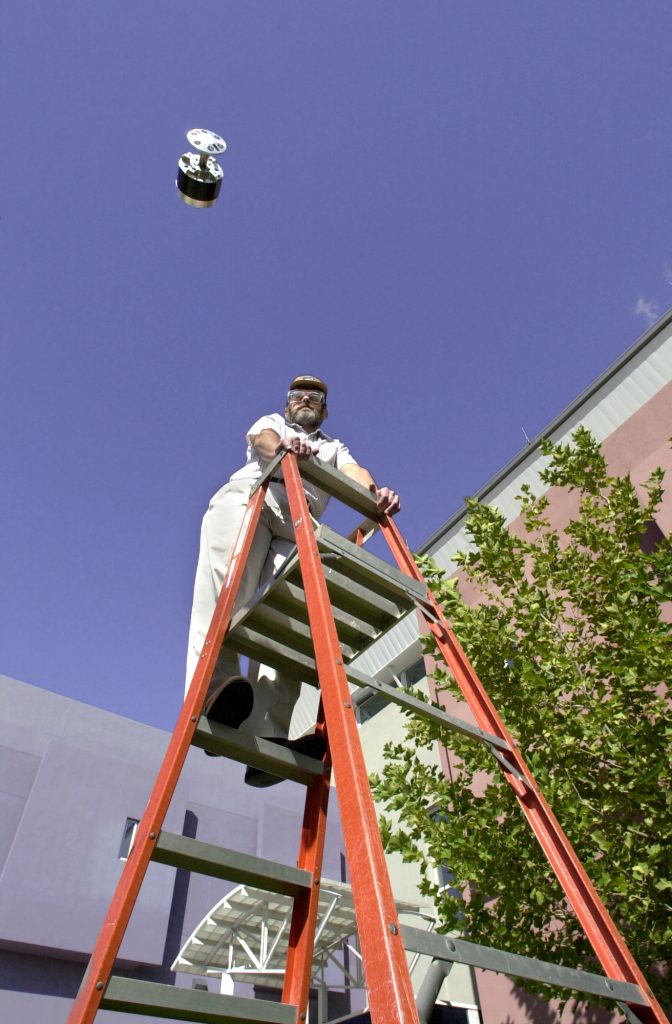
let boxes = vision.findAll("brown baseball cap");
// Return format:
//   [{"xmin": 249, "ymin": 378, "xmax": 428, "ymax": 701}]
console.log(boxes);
[{"xmin": 288, "ymin": 374, "xmax": 328, "ymax": 396}]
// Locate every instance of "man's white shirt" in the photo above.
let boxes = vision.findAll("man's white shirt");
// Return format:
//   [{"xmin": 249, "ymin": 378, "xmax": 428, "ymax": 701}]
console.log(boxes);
[{"xmin": 228, "ymin": 412, "xmax": 358, "ymax": 518}]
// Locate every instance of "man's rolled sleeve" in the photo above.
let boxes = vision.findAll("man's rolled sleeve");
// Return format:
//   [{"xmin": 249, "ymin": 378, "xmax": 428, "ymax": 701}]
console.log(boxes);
[
  {"xmin": 335, "ymin": 444, "xmax": 357, "ymax": 470},
  {"xmin": 246, "ymin": 413, "xmax": 283, "ymax": 446}
]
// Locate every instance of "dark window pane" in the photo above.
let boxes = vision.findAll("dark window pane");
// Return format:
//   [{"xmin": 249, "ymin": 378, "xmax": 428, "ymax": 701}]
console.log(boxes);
[{"xmin": 118, "ymin": 817, "xmax": 139, "ymax": 860}]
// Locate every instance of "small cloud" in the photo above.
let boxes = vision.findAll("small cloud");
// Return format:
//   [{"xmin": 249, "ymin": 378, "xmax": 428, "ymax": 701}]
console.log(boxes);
[
  {"xmin": 664, "ymin": 265, "xmax": 672, "ymax": 287},
  {"xmin": 634, "ymin": 297, "xmax": 658, "ymax": 326}
]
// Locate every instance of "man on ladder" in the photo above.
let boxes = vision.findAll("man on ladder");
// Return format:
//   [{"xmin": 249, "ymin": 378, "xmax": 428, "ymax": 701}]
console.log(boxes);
[{"xmin": 185, "ymin": 373, "xmax": 401, "ymax": 784}]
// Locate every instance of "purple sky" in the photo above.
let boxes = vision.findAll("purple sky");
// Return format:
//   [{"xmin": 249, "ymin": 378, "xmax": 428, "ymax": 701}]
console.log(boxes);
[{"xmin": 3, "ymin": 2, "xmax": 672, "ymax": 730}]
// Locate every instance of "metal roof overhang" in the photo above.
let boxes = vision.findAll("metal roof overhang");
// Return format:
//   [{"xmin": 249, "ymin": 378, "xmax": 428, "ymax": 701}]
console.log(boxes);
[{"xmin": 172, "ymin": 878, "xmax": 434, "ymax": 991}]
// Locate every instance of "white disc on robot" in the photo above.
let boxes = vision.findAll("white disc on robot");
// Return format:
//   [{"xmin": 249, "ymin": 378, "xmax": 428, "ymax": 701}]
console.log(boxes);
[{"xmin": 186, "ymin": 128, "xmax": 227, "ymax": 155}]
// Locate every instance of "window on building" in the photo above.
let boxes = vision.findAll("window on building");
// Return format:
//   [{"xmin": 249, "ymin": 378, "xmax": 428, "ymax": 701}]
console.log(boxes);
[
  {"xmin": 118, "ymin": 817, "xmax": 139, "ymax": 860},
  {"xmin": 356, "ymin": 691, "xmax": 390, "ymax": 724},
  {"xmin": 430, "ymin": 810, "xmax": 463, "ymax": 904},
  {"xmin": 399, "ymin": 658, "xmax": 426, "ymax": 688},
  {"xmin": 436, "ymin": 863, "xmax": 460, "ymax": 896},
  {"xmin": 640, "ymin": 518, "xmax": 665, "ymax": 553},
  {"xmin": 355, "ymin": 658, "xmax": 426, "ymax": 724}
]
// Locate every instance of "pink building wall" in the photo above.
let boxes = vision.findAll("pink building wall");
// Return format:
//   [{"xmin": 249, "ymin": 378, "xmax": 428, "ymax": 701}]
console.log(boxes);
[{"xmin": 428, "ymin": 380, "xmax": 672, "ymax": 1024}]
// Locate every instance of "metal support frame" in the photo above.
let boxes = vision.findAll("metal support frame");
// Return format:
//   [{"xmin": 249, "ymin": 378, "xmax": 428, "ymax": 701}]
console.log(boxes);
[
  {"xmin": 282, "ymin": 702, "xmax": 332, "ymax": 1015},
  {"xmin": 172, "ymin": 879, "xmax": 436, "ymax": 1022}
]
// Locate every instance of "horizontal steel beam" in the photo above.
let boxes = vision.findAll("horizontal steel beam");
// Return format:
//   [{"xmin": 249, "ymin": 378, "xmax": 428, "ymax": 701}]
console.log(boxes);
[
  {"xmin": 401, "ymin": 926, "xmax": 645, "ymax": 1005},
  {"xmin": 347, "ymin": 667, "xmax": 511, "ymax": 753}
]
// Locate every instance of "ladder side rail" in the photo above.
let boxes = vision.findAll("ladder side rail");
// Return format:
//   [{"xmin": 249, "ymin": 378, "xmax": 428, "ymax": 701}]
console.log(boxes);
[
  {"xmin": 282, "ymin": 704, "xmax": 333, "ymax": 1017},
  {"xmin": 67, "ymin": 484, "xmax": 269, "ymax": 1024},
  {"xmin": 281, "ymin": 452, "xmax": 420, "ymax": 1024},
  {"xmin": 379, "ymin": 516, "xmax": 667, "ymax": 1024}
]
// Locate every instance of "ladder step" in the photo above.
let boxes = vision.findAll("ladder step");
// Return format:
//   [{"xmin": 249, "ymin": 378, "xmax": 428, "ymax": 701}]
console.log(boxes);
[
  {"xmin": 101, "ymin": 977, "xmax": 297, "ymax": 1022},
  {"xmin": 265, "ymin": 579, "xmax": 379, "ymax": 646},
  {"xmin": 192, "ymin": 719, "xmax": 326, "ymax": 786},
  {"xmin": 226, "ymin": 524, "xmax": 421, "ymax": 672},
  {"xmin": 322, "ymin": 563, "xmax": 410, "ymax": 625},
  {"xmin": 316, "ymin": 524, "xmax": 427, "ymax": 605},
  {"xmin": 224, "ymin": 627, "xmax": 319, "ymax": 683},
  {"xmin": 232, "ymin": 557, "xmax": 406, "ymax": 640},
  {"xmin": 226, "ymin": 567, "xmax": 410, "ymax": 676},
  {"xmin": 238, "ymin": 603, "xmax": 359, "ymax": 662},
  {"xmin": 152, "ymin": 831, "xmax": 311, "ymax": 897},
  {"xmin": 293, "ymin": 456, "xmax": 381, "ymax": 517}
]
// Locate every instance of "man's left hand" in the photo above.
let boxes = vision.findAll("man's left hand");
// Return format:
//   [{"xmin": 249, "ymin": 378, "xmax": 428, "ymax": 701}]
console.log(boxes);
[{"xmin": 373, "ymin": 486, "xmax": 401, "ymax": 516}]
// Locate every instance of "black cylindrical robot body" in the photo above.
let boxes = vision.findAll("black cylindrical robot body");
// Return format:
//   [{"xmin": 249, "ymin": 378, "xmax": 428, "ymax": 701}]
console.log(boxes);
[{"xmin": 176, "ymin": 129, "xmax": 226, "ymax": 208}]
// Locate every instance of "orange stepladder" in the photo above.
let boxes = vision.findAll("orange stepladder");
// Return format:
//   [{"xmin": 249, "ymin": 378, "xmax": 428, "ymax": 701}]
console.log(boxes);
[{"xmin": 67, "ymin": 451, "xmax": 667, "ymax": 1024}]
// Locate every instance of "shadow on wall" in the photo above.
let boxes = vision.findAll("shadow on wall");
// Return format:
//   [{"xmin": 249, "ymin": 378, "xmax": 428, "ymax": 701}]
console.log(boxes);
[
  {"xmin": 336, "ymin": 1008, "xmax": 471, "ymax": 1024},
  {"xmin": 0, "ymin": 950, "xmax": 82, "ymax": 998},
  {"xmin": 502, "ymin": 985, "xmax": 619, "ymax": 1024},
  {"xmin": 159, "ymin": 808, "xmax": 198, "ymax": 975}
]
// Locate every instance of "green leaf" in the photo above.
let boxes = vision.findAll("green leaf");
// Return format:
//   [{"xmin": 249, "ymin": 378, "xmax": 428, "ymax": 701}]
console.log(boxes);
[{"xmin": 395, "ymin": 431, "xmax": 672, "ymax": 1008}]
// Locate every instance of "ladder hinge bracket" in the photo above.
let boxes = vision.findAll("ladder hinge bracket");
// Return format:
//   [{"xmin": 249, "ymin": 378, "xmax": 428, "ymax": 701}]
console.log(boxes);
[{"xmin": 487, "ymin": 743, "xmax": 529, "ymax": 787}]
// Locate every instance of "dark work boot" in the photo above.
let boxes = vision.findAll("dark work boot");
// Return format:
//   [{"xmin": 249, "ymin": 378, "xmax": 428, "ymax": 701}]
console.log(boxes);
[{"xmin": 202, "ymin": 676, "xmax": 254, "ymax": 756}]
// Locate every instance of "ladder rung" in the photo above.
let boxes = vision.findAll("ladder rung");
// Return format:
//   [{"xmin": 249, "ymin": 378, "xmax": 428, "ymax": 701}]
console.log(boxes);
[
  {"xmin": 231, "ymin": 553, "xmax": 405, "ymax": 637},
  {"xmin": 267, "ymin": 579, "xmax": 379, "ymax": 646},
  {"xmin": 192, "ymin": 719, "xmax": 325, "ymax": 786},
  {"xmin": 322, "ymin": 564, "xmax": 410, "ymax": 624},
  {"xmin": 101, "ymin": 977, "xmax": 297, "ymax": 1022},
  {"xmin": 316, "ymin": 524, "xmax": 427, "ymax": 605},
  {"xmin": 224, "ymin": 525, "xmax": 420, "ymax": 670},
  {"xmin": 239, "ymin": 603, "xmax": 359, "ymax": 662},
  {"xmin": 224, "ymin": 627, "xmax": 319, "ymax": 683},
  {"xmin": 152, "ymin": 832, "xmax": 311, "ymax": 897},
  {"xmin": 401, "ymin": 926, "xmax": 646, "ymax": 1005}
]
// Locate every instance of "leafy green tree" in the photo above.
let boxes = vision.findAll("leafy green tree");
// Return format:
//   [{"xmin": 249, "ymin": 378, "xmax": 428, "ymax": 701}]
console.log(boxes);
[{"xmin": 372, "ymin": 428, "xmax": 672, "ymax": 1006}]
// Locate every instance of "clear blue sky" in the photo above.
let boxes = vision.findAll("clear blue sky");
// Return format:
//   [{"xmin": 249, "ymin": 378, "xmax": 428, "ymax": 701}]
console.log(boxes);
[{"xmin": 3, "ymin": 1, "xmax": 671, "ymax": 730}]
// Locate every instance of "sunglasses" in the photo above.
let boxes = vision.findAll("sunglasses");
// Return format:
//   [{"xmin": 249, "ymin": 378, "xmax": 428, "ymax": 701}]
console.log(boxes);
[{"xmin": 287, "ymin": 389, "xmax": 326, "ymax": 405}]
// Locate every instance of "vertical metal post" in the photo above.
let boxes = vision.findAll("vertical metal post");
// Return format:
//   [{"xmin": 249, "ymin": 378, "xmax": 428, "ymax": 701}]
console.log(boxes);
[
  {"xmin": 281, "ymin": 453, "xmax": 419, "ymax": 1024},
  {"xmin": 67, "ymin": 485, "xmax": 268, "ymax": 1024},
  {"xmin": 379, "ymin": 515, "xmax": 668, "ymax": 1024},
  {"xmin": 282, "ymin": 704, "xmax": 332, "ymax": 1022}
]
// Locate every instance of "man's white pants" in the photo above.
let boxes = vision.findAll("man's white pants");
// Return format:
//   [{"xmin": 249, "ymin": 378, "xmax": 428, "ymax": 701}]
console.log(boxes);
[{"xmin": 185, "ymin": 478, "xmax": 302, "ymax": 739}]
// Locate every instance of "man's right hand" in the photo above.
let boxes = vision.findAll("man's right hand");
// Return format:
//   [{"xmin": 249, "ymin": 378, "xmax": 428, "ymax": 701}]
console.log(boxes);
[
  {"xmin": 372, "ymin": 486, "xmax": 401, "ymax": 516},
  {"xmin": 277, "ymin": 436, "xmax": 319, "ymax": 460}
]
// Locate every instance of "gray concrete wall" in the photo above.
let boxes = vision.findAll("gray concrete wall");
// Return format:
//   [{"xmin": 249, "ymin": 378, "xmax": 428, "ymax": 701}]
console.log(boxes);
[{"xmin": 0, "ymin": 675, "xmax": 347, "ymax": 1022}]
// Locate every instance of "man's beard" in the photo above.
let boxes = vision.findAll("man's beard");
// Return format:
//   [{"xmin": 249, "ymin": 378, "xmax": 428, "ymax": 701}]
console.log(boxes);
[{"xmin": 290, "ymin": 407, "xmax": 322, "ymax": 430}]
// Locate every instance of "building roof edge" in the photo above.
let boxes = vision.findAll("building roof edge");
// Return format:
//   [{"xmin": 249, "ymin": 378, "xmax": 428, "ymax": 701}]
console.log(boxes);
[{"xmin": 417, "ymin": 306, "xmax": 672, "ymax": 556}]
